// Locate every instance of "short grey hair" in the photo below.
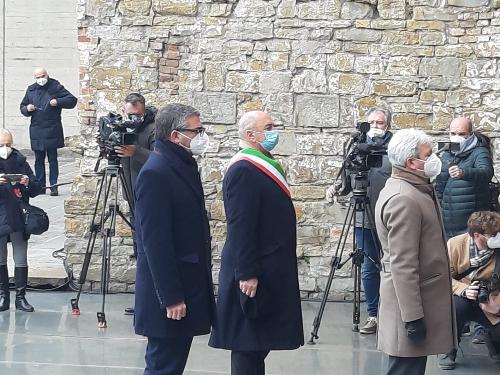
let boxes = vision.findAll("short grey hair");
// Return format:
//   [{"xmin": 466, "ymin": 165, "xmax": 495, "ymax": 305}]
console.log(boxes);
[
  {"xmin": 366, "ymin": 107, "xmax": 392, "ymax": 129},
  {"xmin": 155, "ymin": 103, "xmax": 200, "ymax": 140},
  {"xmin": 388, "ymin": 128, "xmax": 433, "ymax": 167},
  {"xmin": 0, "ymin": 129, "xmax": 13, "ymax": 138},
  {"xmin": 238, "ymin": 112, "xmax": 259, "ymax": 139}
]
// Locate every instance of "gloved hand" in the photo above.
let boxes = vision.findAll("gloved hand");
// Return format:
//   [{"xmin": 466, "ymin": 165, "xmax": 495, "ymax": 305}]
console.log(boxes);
[{"xmin": 405, "ymin": 318, "xmax": 426, "ymax": 343}]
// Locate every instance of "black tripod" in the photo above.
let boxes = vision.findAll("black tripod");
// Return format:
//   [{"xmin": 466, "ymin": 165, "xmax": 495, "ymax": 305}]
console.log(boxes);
[
  {"xmin": 70, "ymin": 162, "xmax": 134, "ymax": 328},
  {"xmin": 308, "ymin": 172, "xmax": 381, "ymax": 344}
]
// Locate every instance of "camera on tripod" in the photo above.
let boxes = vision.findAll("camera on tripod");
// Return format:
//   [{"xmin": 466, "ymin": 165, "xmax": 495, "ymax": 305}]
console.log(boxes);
[{"xmin": 97, "ymin": 112, "xmax": 140, "ymax": 165}]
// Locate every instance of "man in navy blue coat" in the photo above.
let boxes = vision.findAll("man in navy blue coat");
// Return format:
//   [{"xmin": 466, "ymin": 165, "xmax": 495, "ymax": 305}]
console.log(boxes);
[
  {"xmin": 209, "ymin": 111, "xmax": 304, "ymax": 375},
  {"xmin": 134, "ymin": 103, "xmax": 215, "ymax": 375},
  {"xmin": 20, "ymin": 67, "xmax": 77, "ymax": 196}
]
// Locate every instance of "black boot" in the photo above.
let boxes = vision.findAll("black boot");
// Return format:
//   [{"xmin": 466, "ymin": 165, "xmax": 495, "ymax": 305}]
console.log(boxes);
[
  {"xmin": 0, "ymin": 265, "xmax": 9, "ymax": 312},
  {"xmin": 14, "ymin": 267, "xmax": 34, "ymax": 312}
]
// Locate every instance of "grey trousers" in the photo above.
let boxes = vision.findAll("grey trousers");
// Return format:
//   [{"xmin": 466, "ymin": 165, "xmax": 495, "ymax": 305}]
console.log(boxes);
[
  {"xmin": 387, "ymin": 355, "xmax": 427, "ymax": 375},
  {"xmin": 0, "ymin": 232, "xmax": 28, "ymax": 267}
]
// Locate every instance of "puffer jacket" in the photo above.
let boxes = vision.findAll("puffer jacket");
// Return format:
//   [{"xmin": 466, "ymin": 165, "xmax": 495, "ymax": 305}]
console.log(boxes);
[{"xmin": 435, "ymin": 133, "xmax": 494, "ymax": 237}]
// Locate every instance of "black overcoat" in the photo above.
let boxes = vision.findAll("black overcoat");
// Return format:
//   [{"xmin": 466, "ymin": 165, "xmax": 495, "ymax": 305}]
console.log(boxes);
[
  {"xmin": 133, "ymin": 138, "xmax": 215, "ymax": 339},
  {"xmin": 20, "ymin": 78, "xmax": 77, "ymax": 151},
  {"xmin": 209, "ymin": 159, "xmax": 304, "ymax": 351},
  {"xmin": 0, "ymin": 149, "xmax": 42, "ymax": 237}
]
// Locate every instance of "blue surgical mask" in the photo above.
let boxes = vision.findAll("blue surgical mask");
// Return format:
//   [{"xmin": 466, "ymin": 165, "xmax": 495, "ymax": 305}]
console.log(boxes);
[{"xmin": 255, "ymin": 130, "xmax": 279, "ymax": 152}]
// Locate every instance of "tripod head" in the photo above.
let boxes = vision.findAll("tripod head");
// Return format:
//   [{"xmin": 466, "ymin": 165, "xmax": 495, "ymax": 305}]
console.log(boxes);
[{"xmin": 352, "ymin": 171, "xmax": 369, "ymax": 198}]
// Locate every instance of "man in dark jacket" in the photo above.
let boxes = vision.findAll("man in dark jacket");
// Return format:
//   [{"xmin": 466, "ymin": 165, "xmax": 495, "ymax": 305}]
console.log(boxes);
[
  {"xmin": 436, "ymin": 117, "xmax": 494, "ymax": 240},
  {"xmin": 20, "ymin": 67, "xmax": 77, "ymax": 196},
  {"xmin": 115, "ymin": 93, "xmax": 156, "ymax": 316},
  {"xmin": 326, "ymin": 107, "xmax": 393, "ymax": 335},
  {"xmin": 209, "ymin": 111, "xmax": 304, "ymax": 375},
  {"xmin": 134, "ymin": 104, "xmax": 214, "ymax": 375}
]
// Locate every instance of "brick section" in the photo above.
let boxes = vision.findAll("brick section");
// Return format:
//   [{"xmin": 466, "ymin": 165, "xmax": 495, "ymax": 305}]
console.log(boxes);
[{"xmin": 159, "ymin": 43, "xmax": 181, "ymax": 95}]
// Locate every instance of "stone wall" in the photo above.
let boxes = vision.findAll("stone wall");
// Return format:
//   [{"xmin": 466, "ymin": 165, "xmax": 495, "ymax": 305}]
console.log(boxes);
[{"xmin": 66, "ymin": 0, "xmax": 500, "ymax": 298}]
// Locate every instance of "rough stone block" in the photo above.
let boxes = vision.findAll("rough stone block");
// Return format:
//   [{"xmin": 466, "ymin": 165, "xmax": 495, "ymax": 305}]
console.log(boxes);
[
  {"xmin": 420, "ymin": 90, "xmax": 446, "ymax": 103},
  {"xmin": 259, "ymin": 71, "xmax": 292, "ymax": 93},
  {"xmin": 378, "ymin": 0, "xmax": 406, "ymax": 20},
  {"xmin": 226, "ymin": 72, "xmax": 260, "ymax": 93},
  {"xmin": 234, "ymin": 0, "xmax": 275, "ymax": 18},
  {"xmin": 386, "ymin": 56, "xmax": 420, "ymax": 76},
  {"xmin": 225, "ymin": 20, "xmax": 274, "ymax": 40},
  {"xmin": 273, "ymin": 131, "xmax": 297, "ymax": 156},
  {"xmin": 354, "ymin": 56, "xmax": 383, "ymax": 74},
  {"xmin": 372, "ymin": 81, "xmax": 418, "ymax": 96},
  {"xmin": 297, "ymin": 0, "xmax": 342, "ymax": 20},
  {"xmin": 295, "ymin": 94, "xmax": 340, "ymax": 128},
  {"xmin": 446, "ymin": 90, "xmax": 481, "ymax": 108},
  {"xmin": 86, "ymin": 0, "xmax": 118, "ymax": 17},
  {"xmin": 393, "ymin": 113, "xmax": 431, "ymax": 129},
  {"xmin": 419, "ymin": 57, "xmax": 463, "ymax": 77},
  {"xmin": 435, "ymin": 45, "xmax": 474, "ymax": 58},
  {"xmin": 277, "ymin": 0, "xmax": 296, "ymax": 18},
  {"xmin": 465, "ymin": 60, "xmax": 497, "ymax": 78},
  {"xmin": 328, "ymin": 73, "xmax": 366, "ymax": 94},
  {"xmin": 193, "ymin": 92, "xmax": 236, "ymax": 124},
  {"xmin": 327, "ymin": 53, "xmax": 355, "ymax": 72},
  {"xmin": 90, "ymin": 67, "xmax": 132, "ymax": 90},
  {"xmin": 291, "ymin": 70, "xmax": 328, "ymax": 93},
  {"xmin": 448, "ymin": 0, "xmax": 489, "ymax": 7},
  {"xmin": 419, "ymin": 31, "xmax": 446, "ymax": 46},
  {"xmin": 407, "ymin": 20, "xmax": 445, "ymax": 31},
  {"xmin": 414, "ymin": 6, "xmax": 458, "ymax": 21},
  {"xmin": 118, "ymin": 0, "xmax": 151, "ymax": 16},
  {"xmin": 153, "ymin": 0, "xmax": 197, "ymax": 16},
  {"xmin": 476, "ymin": 41, "xmax": 500, "ymax": 57},
  {"xmin": 204, "ymin": 62, "xmax": 224, "ymax": 92},
  {"xmin": 336, "ymin": 28, "xmax": 381, "ymax": 42},
  {"xmin": 340, "ymin": 2, "xmax": 373, "ymax": 19}
]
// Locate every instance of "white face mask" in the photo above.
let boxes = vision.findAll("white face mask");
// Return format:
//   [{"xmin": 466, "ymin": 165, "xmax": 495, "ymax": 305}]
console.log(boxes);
[
  {"xmin": 367, "ymin": 128, "xmax": 386, "ymax": 139},
  {"xmin": 415, "ymin": 153, "xmax": 442, "ymax": 178},
  {"xmin": 36, "ymin": 77, "xmax": 48, "ymax": 86},
  {"xmin": 488, "ymin": 233, "xmax": 500, "ymax": 249},
  {"xmin": 177, "ymin": 132, "xmax": 210, "ymax": 156},
  {"xmin": 0, "ymin": 146, "xmax": 12, "ymax": 160},
  {"xmin": 450, "ymin": 135, "xmax": 467, "ymax": 147}
]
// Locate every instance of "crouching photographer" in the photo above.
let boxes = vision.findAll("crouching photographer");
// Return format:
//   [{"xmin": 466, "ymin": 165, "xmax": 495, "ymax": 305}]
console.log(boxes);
[
  {"xmin": 439, "ymin": 211, "xmax": 500, "ymax": 370},
  {"xmin": 0, "ymin": 129, "xmax": 42, "ymax": 313},
  {"xmin": 326, "ymin": 107, "xmax": 392, "ymax": 334}
]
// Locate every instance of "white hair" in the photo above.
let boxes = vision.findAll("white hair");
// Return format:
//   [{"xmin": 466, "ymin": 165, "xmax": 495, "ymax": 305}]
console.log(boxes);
[
  {"xmin": 237, "ymin": 112, "xmax": 259, "ymax": 139},
  {"xmin": 388, "ymin": 128, "xmax": 433, "ymax": 167},
  {"xmin": 0, "ymin": 129, "xmax": 13, "ymax": 138}
]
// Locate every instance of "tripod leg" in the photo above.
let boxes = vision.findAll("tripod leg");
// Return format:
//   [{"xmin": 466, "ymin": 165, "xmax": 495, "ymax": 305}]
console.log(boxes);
[
  {"xmin": 352, "ymin": 260, "xmax": 362, "ymax": 332},
  {"xmin": 71, "ymin": 172, "xmax": 110, "ymax": 315},
  {"xmin": 308, "ymin": 202, "xmax": 355, "ymax": 345}
]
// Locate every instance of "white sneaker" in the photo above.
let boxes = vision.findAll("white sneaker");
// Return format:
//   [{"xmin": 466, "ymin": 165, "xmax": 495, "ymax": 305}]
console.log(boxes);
[{"xmin": 360, "ymin": 316, "xmax": 377, "ymax": 334}]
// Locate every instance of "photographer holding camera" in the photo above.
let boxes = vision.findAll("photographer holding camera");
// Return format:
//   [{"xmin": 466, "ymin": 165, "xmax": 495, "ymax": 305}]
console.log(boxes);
[
  {"xmin": 115, "ymin": 93, "xmax": 156, "ymax": 315},
  {"xmin": 439, "ymin": 211, "xmax": 500, "ymax": 370},
  {"xmin": 326, "ymin": 107, "xmax": 392, "ymax": 335}
]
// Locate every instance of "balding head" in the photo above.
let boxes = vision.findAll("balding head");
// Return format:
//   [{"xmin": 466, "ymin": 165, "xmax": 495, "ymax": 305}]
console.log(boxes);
[
  {"xmin": 237, "ymin": 111, "xmax": 275, "ymax": 152},
  {"xmin": 450, "ymin": 117, "xmax": 473, "ymax": 139},
  {"xmin": 33, "ymin": 67, "xmax": 48, "ymax": 78}
]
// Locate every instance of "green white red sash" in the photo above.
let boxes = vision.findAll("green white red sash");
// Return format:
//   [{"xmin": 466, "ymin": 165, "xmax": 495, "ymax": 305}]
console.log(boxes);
[{"xmin": 228, "ymin": 148, "xmax": 291, "ymax": 198}]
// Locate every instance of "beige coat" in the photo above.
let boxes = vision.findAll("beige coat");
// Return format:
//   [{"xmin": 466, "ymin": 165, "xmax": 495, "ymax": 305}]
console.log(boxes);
[
  {"xmin": 448, "ymin": 233, "xmax": 500, "ymax": 325},
  {"xmin": 375, "ymin": 166, "xmax": 456, "ymax": 357}
]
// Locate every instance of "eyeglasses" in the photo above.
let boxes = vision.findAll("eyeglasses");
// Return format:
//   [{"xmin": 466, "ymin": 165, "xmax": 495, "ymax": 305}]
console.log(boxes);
[{"xmin": 179, "ymin": 127, "xmax": 206, "ymax": 136}]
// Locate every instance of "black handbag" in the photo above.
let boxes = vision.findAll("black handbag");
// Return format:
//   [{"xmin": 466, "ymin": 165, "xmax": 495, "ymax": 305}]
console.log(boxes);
[{"xmin": 19, "ymin": 200, "xmax": 49, "ymax": 235}]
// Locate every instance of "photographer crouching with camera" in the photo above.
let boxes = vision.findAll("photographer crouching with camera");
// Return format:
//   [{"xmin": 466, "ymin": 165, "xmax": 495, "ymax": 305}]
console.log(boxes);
[
  {"xmin": 0, "ymin": 129, "xmax": 42, "ymax": 312},
  {"xmin": 115, "ymin": 93, "xmax": 156, "ymax": 315},
  {"xmin": 439, "ymin": 211, "xmax": 500, "ymax": 370},
  {"xmin": 326, "ymin": 107, "xmax": 392, "ymax": 334}
]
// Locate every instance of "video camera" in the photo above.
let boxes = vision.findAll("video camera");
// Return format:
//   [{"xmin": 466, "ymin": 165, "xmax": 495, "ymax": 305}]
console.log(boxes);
[
  {"xmin": 334, "ymin": 122, "xmax": 387, "ymax": 196},
  {"xmin": 97, "ymin": 112, "xmax": 140, "ymax": 165}
]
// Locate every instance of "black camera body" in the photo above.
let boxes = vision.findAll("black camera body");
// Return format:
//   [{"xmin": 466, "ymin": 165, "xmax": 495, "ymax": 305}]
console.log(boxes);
[
  {"xmin": 477, "ymin": 280, "xmax": 490, "ymax": 304},
  {"xmin": 97, "ymin": 112, "xmax": 140, "ymax": 164},
  {"xmin": 347, "ymin": 121, "xmax": 386, "ymax": 172}
]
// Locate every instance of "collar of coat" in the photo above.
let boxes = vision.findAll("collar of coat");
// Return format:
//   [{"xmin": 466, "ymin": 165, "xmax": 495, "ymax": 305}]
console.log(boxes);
[{"xmin": 391, "ymin": 165, "xmax": 434, "ymax": 196}]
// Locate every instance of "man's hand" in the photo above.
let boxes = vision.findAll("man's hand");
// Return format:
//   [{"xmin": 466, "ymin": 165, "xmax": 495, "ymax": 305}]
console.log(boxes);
[
  {"xmin": 49, "ymin": 99, "xmax": 58, "ymax": 107},
  {"xmin": 20, "ymin": 175, "xmax": 29, "ymax": 187},
  {"xmin": 166, "ymin": 302, "xmax": 187, "ymax": 320},
  {"xmin": 27, "ymin": 104, "xmax": 36, "ymax": 112},
  {"xmin": 449, "ymin": 165, "xmax": 463, "ymax": 179},
  {"xmin": 479, "ymin": 294, "xmax": 500, "ymax": 316},
  {"xmin": 115, "ymin": 145, "xmax": 137, "ymax": 157},
  {"xmin": 464, "ymin": 282, "xmax": 479, "ymax": 301},
  {"xmin": 240, "ymin": 278, "xmax": 258, "ymax": 298},
  {"xmin": 0, "ymin": 175, "xmax": 7, "ymax": 185},
  {"xmin": 405, "ymin": 318, "xmax": 427, "ymax": 343},
  {"xmin": 326, "ymin": 185, "xmax": 338, "ymax": 203}
]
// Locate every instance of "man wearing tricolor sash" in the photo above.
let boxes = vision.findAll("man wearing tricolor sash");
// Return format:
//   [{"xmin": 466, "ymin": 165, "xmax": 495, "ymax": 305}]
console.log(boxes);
[{"xmin": 209, "ymin": 111, "xmax": 304, "ymax": 374}]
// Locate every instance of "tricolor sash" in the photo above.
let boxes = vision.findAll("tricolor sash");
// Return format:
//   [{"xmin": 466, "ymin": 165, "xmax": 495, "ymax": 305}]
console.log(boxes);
[{"xmin": 227, "ymin": 148, "xmax": 291, "ymax": 198}]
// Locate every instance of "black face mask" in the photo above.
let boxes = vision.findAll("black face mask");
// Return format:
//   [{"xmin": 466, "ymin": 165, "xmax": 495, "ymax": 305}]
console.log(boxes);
[{"xmin": 127, "ymin": 114, "xmax": 144, "ymax": 123}]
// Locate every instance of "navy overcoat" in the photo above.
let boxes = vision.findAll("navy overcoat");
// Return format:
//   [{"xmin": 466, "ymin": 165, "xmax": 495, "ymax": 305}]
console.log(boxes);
[
  {"xmin": 134, "ymin": 139, "xmax": 215, "ymax": 339},
  {"xmin": 20, "ymin": 78, "xmax": 77, "ymax": 151},
  {"xmin": 209, "ymin": 158, "xmax": 304, "ymax": 351}
]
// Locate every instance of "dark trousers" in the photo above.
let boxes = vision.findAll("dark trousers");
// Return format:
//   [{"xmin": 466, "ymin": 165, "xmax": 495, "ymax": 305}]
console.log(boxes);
[
  {"xmin": 355, "ymin": 227, "xmax": 380, "ymax": 317},
  {"xmin": 454, "ymin": 295, "xmax": 500, "ymax": 351},
  {"xmin": 387, "ymin": 356, "xmax": 427, "ymax": 375},
  {"xmin": 231, "ymin": 350, "xmax": 270, "ymax": 375},
  {"xmin": 144, "ymin": 336, "xmax": 193, "ymax": 375},
  {"xmin": 34, "ymin": 148, "xmax": 58, "ymax": 187}
]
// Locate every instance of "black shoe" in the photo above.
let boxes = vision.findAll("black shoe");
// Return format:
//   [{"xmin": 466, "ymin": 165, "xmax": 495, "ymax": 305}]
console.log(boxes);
[
  {"xmin": 124, "ymin": 307, "xmax": 134, "ymax": 315},
  {"xmin": 14, "ymin": 267, "xmax": 34, "ymax": 312},
  {"xmin": 472, "ymin": 325, "xmax": 487, "ymax": 344},
  {"xmin": 50, "ymin": 187, "xmax": 58, "ymax": 197},
  {"xmin": 438, "ymin": 350, "xmax": 457, "ymax": 370}
]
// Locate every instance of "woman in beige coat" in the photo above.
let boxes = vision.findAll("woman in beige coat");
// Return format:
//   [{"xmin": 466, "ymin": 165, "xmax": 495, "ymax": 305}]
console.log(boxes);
[{"xmin": 375, "ymin": 128, "xmax": 456, "ymax": 375}]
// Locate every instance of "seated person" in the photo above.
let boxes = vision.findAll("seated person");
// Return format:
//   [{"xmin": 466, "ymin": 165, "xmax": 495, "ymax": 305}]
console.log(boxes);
[{"xmin": 439, "ymin": 211, "xmax": 500, "ymax": 370}]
